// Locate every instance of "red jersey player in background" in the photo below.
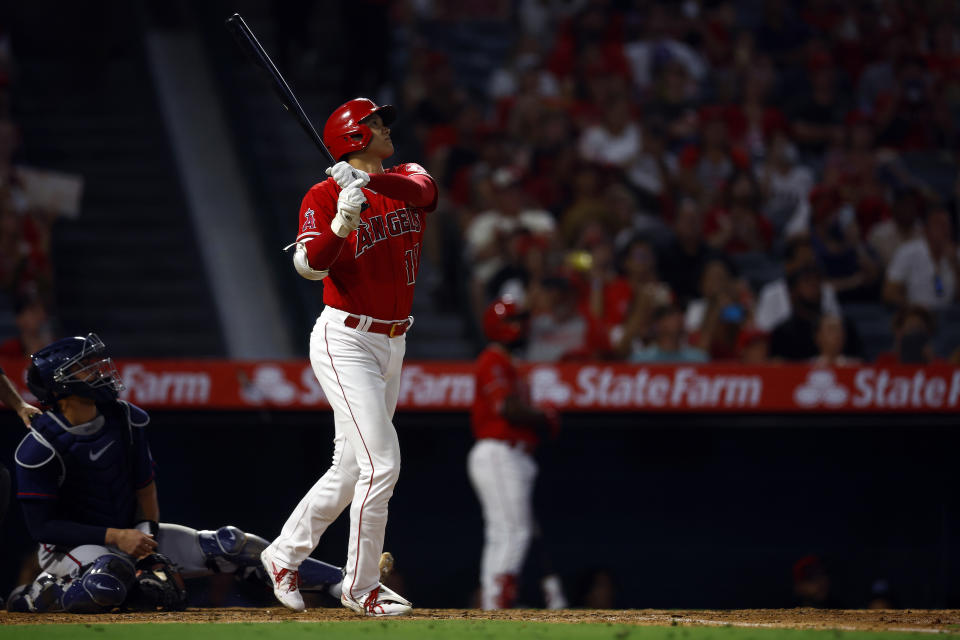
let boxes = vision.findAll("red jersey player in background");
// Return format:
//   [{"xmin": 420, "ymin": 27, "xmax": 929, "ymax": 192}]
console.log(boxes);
[
  {"xmin": 261, "ymin": 98, "xmax": 437, "ymax": 617},
  {"xmin": 468, "ymin": 297, "xmax": 567, "ymax": 609}
]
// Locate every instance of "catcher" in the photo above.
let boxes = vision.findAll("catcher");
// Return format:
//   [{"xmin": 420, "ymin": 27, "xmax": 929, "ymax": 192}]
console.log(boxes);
[{"xmin": 7, "ymin": 334, "xmax": 345, "ymax": 613}]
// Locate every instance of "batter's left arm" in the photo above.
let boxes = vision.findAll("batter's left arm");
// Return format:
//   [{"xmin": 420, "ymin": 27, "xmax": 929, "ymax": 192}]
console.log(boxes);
[{"xmin": 366, "ymin": 173, "xmax": 437, "ymax": 209}]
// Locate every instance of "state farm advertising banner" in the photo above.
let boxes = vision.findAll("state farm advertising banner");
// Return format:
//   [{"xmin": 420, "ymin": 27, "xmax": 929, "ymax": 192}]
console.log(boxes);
[{"xmin": 1, "ymin": 358, "xmax": 959, "ymax": 413}]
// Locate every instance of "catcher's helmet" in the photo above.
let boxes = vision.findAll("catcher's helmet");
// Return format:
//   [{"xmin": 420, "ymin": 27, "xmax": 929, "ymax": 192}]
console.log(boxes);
[
  {"xmin": 323, "ymin": 98, "xmax": 397, "ymax": 161},
  {"xmin": 482, "ymin": 297, "xmax": 529, "ymax": 345},
  {"xmin": 27, "ymin": 333, "xmax": 125, "ymax": 405}
]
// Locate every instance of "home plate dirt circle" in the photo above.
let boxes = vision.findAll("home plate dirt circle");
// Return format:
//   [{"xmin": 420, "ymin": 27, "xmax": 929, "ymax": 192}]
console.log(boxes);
[{"xmin": 2, "ymin": 608, "xmax": 960, "ymax": 632}]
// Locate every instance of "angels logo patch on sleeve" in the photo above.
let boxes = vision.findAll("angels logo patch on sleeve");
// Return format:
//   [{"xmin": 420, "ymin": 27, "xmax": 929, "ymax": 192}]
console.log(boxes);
[{"xmin": 301, "ymin": 208, "xmax": 317, "ymax": 232}]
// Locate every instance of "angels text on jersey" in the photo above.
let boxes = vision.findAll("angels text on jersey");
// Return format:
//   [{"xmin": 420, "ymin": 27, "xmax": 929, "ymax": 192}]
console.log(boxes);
[{"xmin": 355, "ymin": 207, "xmax": 424, "ymax": 258}]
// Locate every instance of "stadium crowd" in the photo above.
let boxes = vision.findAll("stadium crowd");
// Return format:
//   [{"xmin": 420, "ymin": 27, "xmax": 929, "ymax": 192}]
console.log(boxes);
[
  {"xmin": 0, "ymin": 31, "xmax": 57, "ymax": 359},
  {"xmin": 382, "ymin": 0, "xmax": 960, "ymax": 365}
]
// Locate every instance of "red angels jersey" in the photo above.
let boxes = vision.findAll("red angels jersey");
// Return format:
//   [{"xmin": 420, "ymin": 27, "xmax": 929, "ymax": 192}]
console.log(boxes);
[
  {"xmin": 471, "ymin": 345, "xmax": 539, "ymax": 447},
  {"xmin": 296, "ymin": 163, "xmax": 437, "ymax": 319}
]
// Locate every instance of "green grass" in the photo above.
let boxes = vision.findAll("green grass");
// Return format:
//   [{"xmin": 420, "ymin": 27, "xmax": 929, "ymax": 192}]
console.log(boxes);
[{"xmin": 0, "ymin": 621, "xmax": 945, "ymax": 640}]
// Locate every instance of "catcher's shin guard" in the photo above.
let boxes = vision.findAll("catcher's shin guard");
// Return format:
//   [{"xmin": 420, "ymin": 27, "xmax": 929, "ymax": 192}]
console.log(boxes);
[
  {"xmin": 198, "ymin": 525, "xmax": 268, "ymax": 572},
  {"xmin": 6, "ymin": 573, "xmax": 64, "ymax": 613},
  {"xmin": 61, "ymin": 554, "xmax": 136, "ymax": 613},
  {"xmin": 297, "ymin": 557, "xmax": 345, "ymax": 591}
]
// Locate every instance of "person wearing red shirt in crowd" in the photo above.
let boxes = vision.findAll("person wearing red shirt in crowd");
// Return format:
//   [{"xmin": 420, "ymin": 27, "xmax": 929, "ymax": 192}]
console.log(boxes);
[
  {"xmin": 468, "ymin": 297, "xmax": 564, "ymax": 610},
  {"xmin": 261, "ymin": 98, "xmax": 437, "ymax": 617}
]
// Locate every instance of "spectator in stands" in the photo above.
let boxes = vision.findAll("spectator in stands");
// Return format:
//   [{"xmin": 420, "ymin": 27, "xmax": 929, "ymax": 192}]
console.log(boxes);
[
  {"xmin": 704, "ymin": 170, "xmax": 773, "ymax": 254},
  {"xmin": 737, "ymin": 328, "xmax": 771, "ymax": 364},
  {"xmin": 757, "ymin": 131, "xmax": 814, "ymax": 238},
  {"xmin": 754, "ymin": 0, "xmax": 809, "ymax": 69},
  {"xmin": 559, "ymin": 163, "xmax": 612, "ymax": 246},
  {"xmin": 875, "ymin": 305, "xmax": 939, "ymax": 365},
  {"xmin": 685, "ymin": 259, "xmax": 753, "ymax": 361},
  {"xmin": 629, "ymin": 303, "xmax": 707, "ymax": 363},
  {"xmin": 570, "ymin": 224, "xmax": 632, "ymax": 337},
  {"xmin": 729, "ymin": 57, "xmax": 787, "ymax": 162},
  {"xmin": 754, "ymin": 234, "xmax": 842, "ymax": 333},
  {"xmin": 868, "ymin": 187, "xmax": 925, "ymax": 267},
  {"xmin": 676, "ymin": 106, "xmax": 749, "ymax": 206},
  {"xmin": 874, "ymin": 54, "xmax": 955, "ymax": 151},
  {"xmin": 610, "ymin": 235, "xmax": 672, "ymax": 359},
  {"xmin": 788, "ymin": 61, "xmax": 846, "ymax": 157},
  {"xmin": 464, "ymin": 166, "xmax": 556, "ymax": 322},
  {"xmin": 526, "ymin": 276, "xmax": 606, "ymax": 362},
  {"xmin": 658, "ymin": 198, "xmax": 723, "ymax": 306},
  {"xmin": 624, "ymin": 118, "xmax": 675, "ymax": 219},
  {"xmin": 0, "ymin": 291, "xmax": 54, "ymax": 357},
  {"xmin": 487, "ymin": 231, "xmax": 550, "ymax": 308},
  {"xmin": 645, "ymin": 58, "xmax": 701, "ymax": 151},
  {"xmin": 808, "ymin": 185, "xmax": 880, "ymax": 302},
  {"xmin": 883, "ymin": 208, "xmax": 960, "ymax": 310},
  {"xmin": 622, "ymin": 3, "xmax": 707, "ymax": 98},
  {"xmin": 769, "ymin": 265, "xmax": 828, "ymax": 361},
  {"xmin": 577, "ymin": 96, "xmax": 641, "ymax": 170},
  {"xmin": 812, "ymin": 314, "xmax": 860, "ymax": 366}
]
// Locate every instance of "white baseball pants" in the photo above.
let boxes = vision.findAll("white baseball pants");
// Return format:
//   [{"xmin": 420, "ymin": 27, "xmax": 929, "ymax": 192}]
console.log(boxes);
[
  {"xmin": 467, "ymin": 438, "xmax": 538, "ymax": 609},
  {"xmin": 269, "ymin": 306, "xmax": 405, "ymax": 600}
]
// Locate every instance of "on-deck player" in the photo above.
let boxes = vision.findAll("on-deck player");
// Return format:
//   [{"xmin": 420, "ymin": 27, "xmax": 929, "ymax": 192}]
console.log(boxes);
[
  {"xmin": 468, "ymin": 298, "xmax": 565, "ymax": 609},
  {"xmin": 8, "ymin": 334, "xmax": 345, "ymax": 613},
  {"xmin": 262, "ymin": 98, "xmax": 438, "ymax": 616}
]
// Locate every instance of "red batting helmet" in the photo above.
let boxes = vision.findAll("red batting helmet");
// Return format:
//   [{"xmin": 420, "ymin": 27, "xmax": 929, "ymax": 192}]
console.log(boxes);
[
  {"xmin": 482, "ymin": 297, "xmax": 529, "ymax": 344},
  {"xmin": 323, "ymin": 98, "xmax": 397, "ymax": 161}
]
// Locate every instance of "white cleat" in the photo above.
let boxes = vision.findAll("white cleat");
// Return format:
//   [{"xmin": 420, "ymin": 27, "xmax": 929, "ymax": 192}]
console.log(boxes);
[
  {"xmin": 260, "ymin": 547, "xmax": 305, "ymax": 612},
  {"xmin": 341, "ymin": 583, "xmax": 412, "ymax": 617}
]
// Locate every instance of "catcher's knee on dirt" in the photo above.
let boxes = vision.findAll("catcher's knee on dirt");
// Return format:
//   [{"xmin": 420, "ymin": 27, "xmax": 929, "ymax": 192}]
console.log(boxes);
[
  {"xmin": 198, "ymin": 525, "xmax": 268, "ymax": 572},
  {"xmin": 126, "ymin": 553, "xmax": 187, "ymax": 611},
  {"xmin": 61, "ymin": 554, "xmax": 136, "ymax": 613}
]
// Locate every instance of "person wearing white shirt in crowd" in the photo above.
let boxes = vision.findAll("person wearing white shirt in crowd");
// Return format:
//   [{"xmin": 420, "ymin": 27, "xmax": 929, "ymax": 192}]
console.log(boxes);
[
  {"xmin": 883, "ymin": 208, "xmax": 960, "ymax": 310},
  {"xmin": 464, "ymin": 167, "xmax": 556, "ymax": 323},
  {"xmin": 578, "ymin": 97, "xmax": 641, "ymax": 169},
  {"xmin": 867, "ymin": 188, "xmax": 924, "ymax": 267},
  {"xmin": 758, "ymin": 133, "xmax": 814, "ymax": 238},
  {"xmin": 754, "ymin": 234, "xmax": 841, "ymax": 332}
]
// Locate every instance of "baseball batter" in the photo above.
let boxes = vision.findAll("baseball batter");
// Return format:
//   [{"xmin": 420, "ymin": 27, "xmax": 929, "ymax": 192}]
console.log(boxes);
[
  {"xmin": 468, "ymin": 298, "xmax": 564, "ymax": 609},
  {"xmin": 261, "ymin": 98, "xmax": 437, "ymax": 616}
]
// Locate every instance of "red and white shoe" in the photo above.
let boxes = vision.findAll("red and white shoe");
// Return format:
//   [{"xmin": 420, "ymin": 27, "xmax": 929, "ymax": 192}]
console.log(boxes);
[
  {"xmin": 341, "ymin": 584, "xmax": 412, "ymax": 617},
  {"xmin": 260, "ymin": 547, "xmax": 305, "ymax": 611}
]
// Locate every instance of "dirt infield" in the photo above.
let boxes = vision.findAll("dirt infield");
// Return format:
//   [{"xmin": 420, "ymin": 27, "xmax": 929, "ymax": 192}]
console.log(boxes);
[{"xmin": 2, "ymin": 608, "xmax": 960, "ymax": 632}]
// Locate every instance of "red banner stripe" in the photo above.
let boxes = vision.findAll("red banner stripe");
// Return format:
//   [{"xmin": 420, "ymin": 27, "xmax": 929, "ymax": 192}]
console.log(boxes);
[{"xmin": 1, "ymin": 359, "xmax": 959, "ymax": 413}]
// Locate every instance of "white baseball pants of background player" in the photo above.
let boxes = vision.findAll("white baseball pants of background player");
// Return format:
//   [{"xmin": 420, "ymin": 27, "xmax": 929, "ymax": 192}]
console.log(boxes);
[
  {"xmin": 266, "ymin": 305, "xmax": 405, "ymax": 601},
  {"xmin": 467, "ymin": 438, "xmax": 538, "ymax": 609}
]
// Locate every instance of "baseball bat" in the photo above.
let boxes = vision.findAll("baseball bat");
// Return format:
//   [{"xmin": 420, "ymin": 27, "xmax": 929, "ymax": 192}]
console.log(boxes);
[{"xmin": 224, "ymin": 13, "xmax": 336, "ymax": 166}]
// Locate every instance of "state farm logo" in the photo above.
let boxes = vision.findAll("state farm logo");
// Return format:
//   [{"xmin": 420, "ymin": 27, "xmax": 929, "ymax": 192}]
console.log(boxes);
[
  {"xmin": 239, "ymin": 364, "xmax": 327, "ymax": 406},
  {"xmin": 120, "ymin": 363, "xmax": 211, "ymax": 405},
  {"xmin": 241, "ymin": 365, "xmax": 298, "ymax": 405},
  {"xmin": 398, "ymin": 365, "xmax": 473, "ymax": 405},
  {"xmin": 794, "ymin": 370, "xmax": 848, "ymax": 408},
  {"xmin": 529, "ymin": 367, "xmax": 572, "ymax": 405}
]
